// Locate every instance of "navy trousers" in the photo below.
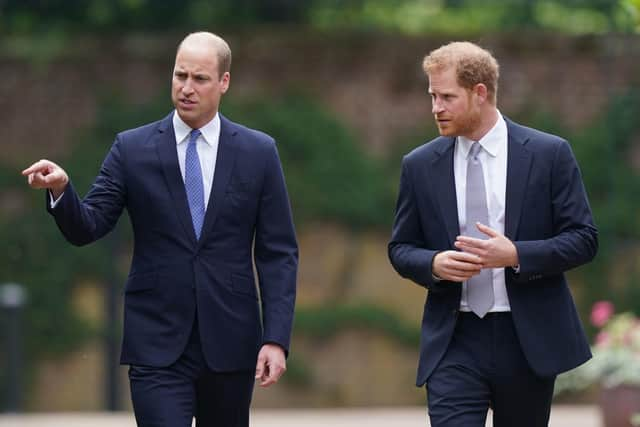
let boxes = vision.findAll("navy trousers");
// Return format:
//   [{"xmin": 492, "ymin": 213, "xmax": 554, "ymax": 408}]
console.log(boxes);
[
  {"xmin": 128, "ymin": 320, "xmax": 255, "ymax": 427},
  {"xmin": 426, "ymin": 312, "xmax": 555, "ymax": 427}
]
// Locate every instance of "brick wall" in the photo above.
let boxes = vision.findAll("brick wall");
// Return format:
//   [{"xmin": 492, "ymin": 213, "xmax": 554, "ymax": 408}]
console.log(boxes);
[{"xmin": 2, "ymin": 32, "xmax": 638, "ymax": 166}]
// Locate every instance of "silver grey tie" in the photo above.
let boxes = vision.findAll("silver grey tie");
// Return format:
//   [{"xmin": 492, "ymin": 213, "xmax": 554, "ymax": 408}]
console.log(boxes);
[{"xmin": 466, "ymin": 142, "xmax": 494, "ymax": 317}]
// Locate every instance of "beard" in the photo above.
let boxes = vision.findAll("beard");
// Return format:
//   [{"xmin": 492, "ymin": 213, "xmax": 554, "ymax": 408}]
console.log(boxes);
[{"xmin": 436, "ymin": 104, "xmax": 483, "ymax": 139}]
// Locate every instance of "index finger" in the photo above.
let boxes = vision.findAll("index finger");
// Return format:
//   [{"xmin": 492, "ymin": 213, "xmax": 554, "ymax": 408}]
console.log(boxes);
[
  {"xmin": 22, "ymin": 160, "xmax": 47, "ymax": 176},
  {"xmin": 261, "ymin": 366, "xmax": 283, "ymax": 387},
  {"xmin": 259, "ymin": 366, "xmax": 275, "ymax": 387}
]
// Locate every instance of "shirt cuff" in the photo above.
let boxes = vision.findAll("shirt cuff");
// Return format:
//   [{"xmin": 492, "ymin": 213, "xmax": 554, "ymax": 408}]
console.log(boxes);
[{"xmin": 49, "ymin": 190, "xmax": 64, "ymax": 209}]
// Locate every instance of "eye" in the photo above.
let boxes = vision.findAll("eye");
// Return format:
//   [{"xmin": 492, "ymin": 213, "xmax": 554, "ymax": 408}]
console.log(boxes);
[{"xmin": 174, "ymin": 71, "xmax": 187, "ymax": 80}]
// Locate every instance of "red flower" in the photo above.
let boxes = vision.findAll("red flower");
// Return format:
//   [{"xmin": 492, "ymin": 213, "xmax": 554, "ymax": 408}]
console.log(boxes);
[{"xmin": 591, "ymin": 301, "xmax": 615, "ymax": 328}]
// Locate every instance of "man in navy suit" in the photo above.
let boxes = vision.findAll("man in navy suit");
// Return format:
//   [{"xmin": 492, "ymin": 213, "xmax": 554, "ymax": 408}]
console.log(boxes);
[
  {"xmin": 23, "ymin": 32, "xmax": 298, "ymax": 427},
  {"xmin": 388, "ymin": 41, "xmax": 597, "ymax": 426}
]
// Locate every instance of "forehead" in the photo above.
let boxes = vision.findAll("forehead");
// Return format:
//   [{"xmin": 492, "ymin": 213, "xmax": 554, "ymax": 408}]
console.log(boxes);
[
  {"xmin": 427, "ymin": 67, "xmax": 461, "ymax": 92},
  {"xmin": 174, "ymin": 44, "xmax": 219, "ymax": 73}
]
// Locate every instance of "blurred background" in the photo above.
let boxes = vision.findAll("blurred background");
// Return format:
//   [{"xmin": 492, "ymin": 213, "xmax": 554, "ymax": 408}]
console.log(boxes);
[{"xmin": 1, "ymin": 0, "xmax": 639, "ymax": 418}]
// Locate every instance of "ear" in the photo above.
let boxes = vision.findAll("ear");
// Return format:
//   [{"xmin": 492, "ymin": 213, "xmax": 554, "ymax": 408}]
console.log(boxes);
[
  {"xmin": 473, "ymin": 83, "xmax": 488, "ymax": 104},
  {"xmin": 220, "ymin": 71, "xmax": 231, "ymax": 94}
]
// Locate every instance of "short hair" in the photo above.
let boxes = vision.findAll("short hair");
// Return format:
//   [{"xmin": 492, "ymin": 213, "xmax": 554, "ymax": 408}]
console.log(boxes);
[
  {"xmin": 423, "ymin": 41, "xmax": 499, "ymax": 104},
  {"xmin": 177, "ymin": 32, "xmax": 232, "ymax": 79}
]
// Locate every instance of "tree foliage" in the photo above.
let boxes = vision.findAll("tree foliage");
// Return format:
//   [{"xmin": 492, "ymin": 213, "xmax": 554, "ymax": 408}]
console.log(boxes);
[
  {"xmin": 223, "ymin": 95, "xmax": 393, "ymax": 228},
  {"xmin": 1, "ymin": 0, "xmax": 637, "ymax": 36}
]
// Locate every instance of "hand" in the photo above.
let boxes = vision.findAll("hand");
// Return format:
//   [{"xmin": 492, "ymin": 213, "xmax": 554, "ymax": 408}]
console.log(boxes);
[
  {"xmin": 22, "ymin": 159, "xmax": 69, "ymax": 199},
  {"xmin": 255, "ymin": 343, "xmax": 286, "ymax": 388},
  {"xmin": 454, "ymin": 223, "xmax": 519, "ymax": 269},
  {"xmin": 432, "ymin": 250, "xmax": 483, "ymax": 282}
]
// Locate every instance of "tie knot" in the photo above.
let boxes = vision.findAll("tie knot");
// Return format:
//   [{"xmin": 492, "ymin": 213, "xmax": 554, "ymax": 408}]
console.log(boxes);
[
  {"xmin": 469, "ymin": 142, "xmax": 482, "ymax": 160},
  {"xmin": 189, "ymin": 129, "xmax": 201, "ymax": 145}
]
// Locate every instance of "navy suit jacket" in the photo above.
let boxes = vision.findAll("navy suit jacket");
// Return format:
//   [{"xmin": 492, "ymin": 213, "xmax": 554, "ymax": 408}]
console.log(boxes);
[
  {"xmin": 388, "ymin": 118, "xmax": 597, "ymax": 386},
  {"xmin": 48, "ymin": 113, "xmax": 298, "ymax": 371}
]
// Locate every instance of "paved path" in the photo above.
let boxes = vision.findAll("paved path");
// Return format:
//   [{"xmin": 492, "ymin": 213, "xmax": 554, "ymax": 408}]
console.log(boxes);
[{"xmin": 0, "ymin": 405, "xmax": 600, "ymax": 426}]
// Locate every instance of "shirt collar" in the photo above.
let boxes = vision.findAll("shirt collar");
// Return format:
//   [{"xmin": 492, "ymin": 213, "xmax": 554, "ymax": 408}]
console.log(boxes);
[
  {"xmin": 172, "ymin": 111, "xmax": 220, "ymax": 147},
  {"xmin": 458, "ymin": 111, "xmax": 507, "ymax": 159}
]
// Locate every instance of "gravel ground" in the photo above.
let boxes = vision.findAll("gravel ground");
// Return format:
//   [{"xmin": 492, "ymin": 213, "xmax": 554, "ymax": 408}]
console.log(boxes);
[{"xmin": 0, "ymin": 405, "xmax": 601, "ymax": 427}]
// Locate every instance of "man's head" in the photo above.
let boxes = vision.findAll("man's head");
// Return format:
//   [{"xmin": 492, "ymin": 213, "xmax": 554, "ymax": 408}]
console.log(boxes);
[
  {"xmin": 171, "ymin": 32, "xmax": 232, "ymax": 129},
  {"xmin": 422, "ymin": 41, "xmax": 499, "ymax": 140}
]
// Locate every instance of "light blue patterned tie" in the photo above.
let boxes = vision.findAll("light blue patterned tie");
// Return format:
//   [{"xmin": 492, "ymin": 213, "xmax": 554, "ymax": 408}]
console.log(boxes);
[
  {"xmin": 185, "ymin": 129, "xmax": 205, "ymax": 239},
  {"xmin": 466, "ymin": 142, "xmax": 494, "ymax": 317}
]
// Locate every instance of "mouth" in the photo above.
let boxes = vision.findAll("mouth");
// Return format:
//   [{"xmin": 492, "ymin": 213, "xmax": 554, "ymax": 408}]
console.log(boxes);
[{"xmin": 179, "ymin": 99, "xmax": 197, "ymax": 108}]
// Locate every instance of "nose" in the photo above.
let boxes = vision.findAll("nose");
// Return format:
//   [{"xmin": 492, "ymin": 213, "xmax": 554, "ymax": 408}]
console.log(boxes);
[
  {"xmin": 182, "ymin": 79, "xmax": 195, "ymax": 95},
  {"xmin": 432, "ymin": 98, "xmax": 444, "ymax": 115}
]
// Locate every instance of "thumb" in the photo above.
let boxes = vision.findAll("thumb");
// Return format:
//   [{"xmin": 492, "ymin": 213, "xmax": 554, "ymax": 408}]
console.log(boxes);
[
  {"xmin": 255, "ymin": 352, "xmax": 265, "ymax": 379},
  {"xmin": 476, "ymin": 222, "xmax": 498, "ymax": 237}
]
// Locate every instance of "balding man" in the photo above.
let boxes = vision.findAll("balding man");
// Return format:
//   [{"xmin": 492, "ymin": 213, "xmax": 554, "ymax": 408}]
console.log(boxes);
[
  {"xmin": 23, "ymin": 32, "xmax": 298, "ymax": 427},
  {"xmin": 388, "ymin": 41, "xmax": 597, "ymax": 426}
]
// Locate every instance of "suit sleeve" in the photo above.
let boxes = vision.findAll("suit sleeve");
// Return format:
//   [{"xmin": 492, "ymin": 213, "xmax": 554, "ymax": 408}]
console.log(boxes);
[
  {"xmin": 512, "ymin": 139, "xmax": 598, "ymax": 281},
  {"xmin": 254, "ymin": 140, "xmax": 298, "ymax": 355},
  {"xmin": 46, "ymin": 137, "xmax": 127, "ymax": 246},
  {"xmin": 388, "ymin": 157, "xmax": 453, "ymax": 292}
]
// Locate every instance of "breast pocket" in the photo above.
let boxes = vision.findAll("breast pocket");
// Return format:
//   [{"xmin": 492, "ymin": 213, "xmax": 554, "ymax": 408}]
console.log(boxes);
[
  {"xmin": 226, "ymin": 179, "xmax": 253, "ymax": 195},
  {"xmin": 223, "ymin": 179, "xmax": 258, "ymax": 223}
]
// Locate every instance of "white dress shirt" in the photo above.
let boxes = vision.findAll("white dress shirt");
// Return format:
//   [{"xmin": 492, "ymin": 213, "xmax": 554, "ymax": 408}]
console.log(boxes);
[
  {"xmin": 51, "ymin": 111, "xmax": 221, "ymax": 211},
  {"xmin": 172, "ymin": 111, "xmax": 220, "ymax": 210},
  {"xmin": 455, "ymin": 111, "xmax": 511, "ymax": 312}
]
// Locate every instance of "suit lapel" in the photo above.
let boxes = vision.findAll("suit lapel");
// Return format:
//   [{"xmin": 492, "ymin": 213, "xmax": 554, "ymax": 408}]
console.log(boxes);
[
  {"xmin": 197, "ymin": 115, "xmax": 237, "ymax": 247},
  {"xmin": 429, "ymin": 137, "xmax": 460, "ymax": 246},
  {"xmin": 156, "ymin": 115, "xmax": 198, "ymax": 244},
  {"xmin": 504, "ymin": 120, "xmax": 533, "ymax": 239}
]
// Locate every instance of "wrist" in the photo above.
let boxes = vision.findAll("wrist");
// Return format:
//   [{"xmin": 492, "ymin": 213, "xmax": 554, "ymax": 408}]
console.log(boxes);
[
  {"xmin": 50, "ymin": 179, "xmax": 69, "ymax": 199},
  {"xmin": 509, "ymin": 240, "xmax": 519, "ymax": 268},
  {"xmin": 431, "ymin": 251, "xmax": 442, "ymax": 279}
]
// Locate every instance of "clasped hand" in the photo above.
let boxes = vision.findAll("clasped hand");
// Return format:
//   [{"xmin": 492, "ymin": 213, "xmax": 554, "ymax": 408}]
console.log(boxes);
[{"xmin": 432, "ymin": 222, "xmax": 518, "ymax": 282}]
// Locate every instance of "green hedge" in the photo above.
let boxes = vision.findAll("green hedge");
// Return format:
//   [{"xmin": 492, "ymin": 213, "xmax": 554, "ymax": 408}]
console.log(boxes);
[{"xmin": 224, "ymin": 95, "xmax": 393, "ymax": 228}]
